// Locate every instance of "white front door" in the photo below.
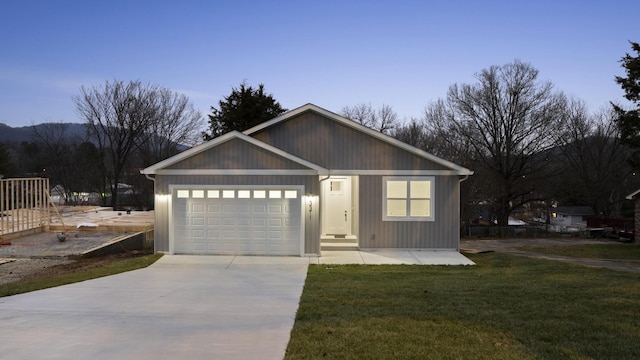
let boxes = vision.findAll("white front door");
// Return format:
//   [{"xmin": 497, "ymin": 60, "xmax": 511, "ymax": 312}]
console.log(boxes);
[{"xmin": 323, "ymin": 177, "xmax": 351, "ymax": 235}]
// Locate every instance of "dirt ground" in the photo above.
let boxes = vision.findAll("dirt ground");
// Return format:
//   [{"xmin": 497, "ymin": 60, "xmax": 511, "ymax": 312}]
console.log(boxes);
[
  {"xmin": 0, "ymin": 206, "xmax": 154, "ymax": 286},
  {"xmin": 0, "ymin": 251, "xmax": 150, "ymax": 285},
  {"xmin": 461, "ymin": 237, "xmax": 640, "ymax": 273}
]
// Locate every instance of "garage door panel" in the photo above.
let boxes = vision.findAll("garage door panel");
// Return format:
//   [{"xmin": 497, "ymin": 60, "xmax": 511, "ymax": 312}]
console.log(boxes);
[
  {"xmin": 222, "ymin": 217, "xmax": 236, "ymax": 226},
  {"xmin": 236, "ymin": 229, "xmax": 250, "ymax": 238},
  {"xmin": 237, "ymin": 204, "xmax": 251, "ymax": 212},
  {"xmin": 207, "ymin": 204, "xmax": 221, "ymax": 212},
  {"xmin": 253, "ymin": 230, "xmax": 267, "ymax": 239},
  {"xmin": 173, "ymin": 188, "xmax": 302, "ymax": 255},
  {"xmin": 253, "ymin": 218, "xmax": 267, "ymax": 226},
  {"xmin": 222, "ymin": 229, "xmax": 236, "ymax": 238},
  {"xmin": 191, "ymin": 228, "xmax": 205, "ymax": 237},
  {"xmin": 268, "ymin": 204, "xmax": 283, "ymax": 213}
]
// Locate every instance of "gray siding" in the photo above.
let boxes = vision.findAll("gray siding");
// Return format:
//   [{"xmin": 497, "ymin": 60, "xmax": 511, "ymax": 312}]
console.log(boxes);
[
  {"xmin": 253, "ymin": 112, "xmax": 451, "ymax": 170},
  {"xmin": 357, "ymin": 175, "xmax": 460, "ymax": 249},
  {"xmin": 153, "ymin": 175, "xmax": 320, "ymax": 254},
  {"xmin": 166, "ymin": 138, "xmax": 309, "ymax": 170}
]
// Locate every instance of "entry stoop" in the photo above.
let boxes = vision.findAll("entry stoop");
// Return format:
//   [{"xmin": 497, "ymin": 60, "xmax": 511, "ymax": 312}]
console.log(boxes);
[{"xmin": 321, "ymin": 235, "xmax": 358, "ymax": 251}]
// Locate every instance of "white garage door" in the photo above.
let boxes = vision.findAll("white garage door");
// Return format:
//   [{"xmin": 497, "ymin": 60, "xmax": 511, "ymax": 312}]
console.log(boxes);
[{"xmin": 172, "ymin": 188, "xmax": 302, "ymax": 255}]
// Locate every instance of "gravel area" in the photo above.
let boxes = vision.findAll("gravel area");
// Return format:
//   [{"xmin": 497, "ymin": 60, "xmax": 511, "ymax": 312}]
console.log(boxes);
[{"xmin": 0, "ymin": 258, "xmax": 74, "ymax": 285}]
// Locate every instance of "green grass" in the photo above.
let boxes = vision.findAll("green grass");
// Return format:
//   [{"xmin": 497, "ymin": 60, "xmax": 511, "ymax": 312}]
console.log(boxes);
[
  {"xmin": 0, "ymin": 253, "xmax": 163, "ymax": 298},
  {"xmin": 518, "ymin": 243, "xmax": 640, "ymax": 260},
  {"xmin": 286, "ymin": 254, "xmax": 640, "ymax": 360}
]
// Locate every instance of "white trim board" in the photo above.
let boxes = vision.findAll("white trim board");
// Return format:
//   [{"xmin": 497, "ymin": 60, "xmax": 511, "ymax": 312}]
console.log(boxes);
[{"xmin": 155, "ymin": 169, "xmax": 466, "ymax": 176}]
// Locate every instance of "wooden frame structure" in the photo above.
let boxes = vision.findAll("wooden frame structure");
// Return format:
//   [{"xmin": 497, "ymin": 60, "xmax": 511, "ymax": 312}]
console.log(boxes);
[{"xmin": 0, "ymin": 178, "xmax": 50, "ymax": 240}]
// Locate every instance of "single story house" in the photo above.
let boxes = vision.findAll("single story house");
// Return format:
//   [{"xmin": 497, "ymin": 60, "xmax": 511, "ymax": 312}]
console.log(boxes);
[
  {"xmin": 545, "ymin": 206, "xmax": 594, "ymax": 229},
  {"xmin": 141, "ymin": 104, "xmax": 473, "ymax": 256}
]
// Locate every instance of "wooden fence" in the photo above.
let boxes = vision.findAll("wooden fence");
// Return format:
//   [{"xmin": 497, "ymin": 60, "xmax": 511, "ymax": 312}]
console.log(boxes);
[{"xmin": 0, "ymin": 178, "xmax": 50, "ymax": 239}]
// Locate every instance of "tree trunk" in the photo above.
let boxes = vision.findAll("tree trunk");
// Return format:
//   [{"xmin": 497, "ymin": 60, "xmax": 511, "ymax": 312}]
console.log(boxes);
[{"xmin": 495, "ymin": 198, "xmax": 510, "ymax": 227}]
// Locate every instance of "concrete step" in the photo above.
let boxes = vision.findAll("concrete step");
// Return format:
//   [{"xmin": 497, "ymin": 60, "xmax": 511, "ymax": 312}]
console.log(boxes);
[
  {"xmin": 321, "ymin": 242, "xmax": 359, "ymax": 251},
  {"xmin": 320, "ymin": 237, "xmax": 358, "ymax": 244}
]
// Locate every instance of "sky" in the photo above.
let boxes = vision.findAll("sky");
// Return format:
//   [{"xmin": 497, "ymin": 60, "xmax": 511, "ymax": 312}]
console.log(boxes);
[{"xmin": 0, "ymin": 0, "xmax": 638, "ymax": 128}]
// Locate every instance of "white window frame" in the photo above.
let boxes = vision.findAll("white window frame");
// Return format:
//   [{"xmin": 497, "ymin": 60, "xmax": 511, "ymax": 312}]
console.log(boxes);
[{"xmin": 382, "ymin": 176, "xmax": 434, "ymax": 221}]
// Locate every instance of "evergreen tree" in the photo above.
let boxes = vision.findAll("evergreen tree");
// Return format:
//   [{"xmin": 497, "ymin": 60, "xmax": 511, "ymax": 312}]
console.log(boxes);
[
  {"xmin": 613, "ymin": 41, "xmax": 640, "ymax": 167},
  {"xmin": 203, "ymin": 82, "xmax": 287, "ymax": 140}
]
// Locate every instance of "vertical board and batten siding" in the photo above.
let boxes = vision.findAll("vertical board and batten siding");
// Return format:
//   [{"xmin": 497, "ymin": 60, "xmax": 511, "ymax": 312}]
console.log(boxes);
[
  {"xmin": 358, "ymin": 175, "xmax": 461, "ymax": 249},
  {"xmin": 252, "ymin": 112, "xmax": 451, "ymax": 170},
  {"xmin": 154, "ymin": 175, "xmax": 320, "ymax": 254},
  {"xmin": 164, "ymin": 138, "xmax": 310, "ymax": 170}
]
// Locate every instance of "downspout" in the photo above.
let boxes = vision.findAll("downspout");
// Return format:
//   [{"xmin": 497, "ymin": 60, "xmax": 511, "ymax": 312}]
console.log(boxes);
[
  {"xmin": 316, "ymin": 169, "xmax": 332, "ymax": 256},
  {"xmin": 459, "ymin": 174, "xmax": 471, "ymax": 245},
  {"xmin": 319, "ymin": 169, "xmax": 332, "ymax": 182},
  {"xmin": 141, "ymin": 171, "xmax": 157, "ymax": 253}
]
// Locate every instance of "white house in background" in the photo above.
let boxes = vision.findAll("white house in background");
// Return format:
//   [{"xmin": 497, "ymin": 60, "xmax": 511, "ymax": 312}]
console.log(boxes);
[{"xmin": 547, "ymin": 206, "xmax": 594, "ymax": 230}]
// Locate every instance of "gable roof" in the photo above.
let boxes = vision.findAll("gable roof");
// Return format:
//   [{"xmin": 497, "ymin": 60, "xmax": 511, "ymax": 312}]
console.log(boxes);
[
  {"xmin": 626, "ymin": 189, "xmax": 640, "ymax": 200},
  {"xmin": 244, "ymin": 103, "xmax": 473, "ymax": 175},
  {"xmin": 141, "ymin": 130, "xmax": 328, "ymax": 175}
]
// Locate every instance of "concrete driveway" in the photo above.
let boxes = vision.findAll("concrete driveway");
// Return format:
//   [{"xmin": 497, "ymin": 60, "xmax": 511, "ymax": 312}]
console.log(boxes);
[{"xmin": 0, "ymin": 255, "xmax": 309, "ymax": 360}]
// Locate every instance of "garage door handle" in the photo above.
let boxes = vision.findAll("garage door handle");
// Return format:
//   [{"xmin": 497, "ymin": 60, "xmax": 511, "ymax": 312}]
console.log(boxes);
[{"xmin": 345, "ymin": 210, "xmax": 347, "ymax": 222}]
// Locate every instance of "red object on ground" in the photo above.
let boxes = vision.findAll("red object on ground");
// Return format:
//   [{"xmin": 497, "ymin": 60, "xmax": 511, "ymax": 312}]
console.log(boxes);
[{"xmin": 0, "ymin": 241, "xmax": 11, "ymax": 246}]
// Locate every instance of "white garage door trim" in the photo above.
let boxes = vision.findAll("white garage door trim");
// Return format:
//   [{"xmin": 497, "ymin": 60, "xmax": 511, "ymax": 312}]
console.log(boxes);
[{"xmin": 168, "ymin": 185, "xmax": 305, "ymax": 256}]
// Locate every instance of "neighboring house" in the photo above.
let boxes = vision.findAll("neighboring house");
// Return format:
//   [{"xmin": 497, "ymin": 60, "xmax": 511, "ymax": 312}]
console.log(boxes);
[
  {"xmin": 141, "ymin": 104, "xmax": 473, "ymax": 256},
  {"xmin": 546, "ymin": 206, "xmax": 594, "ymax": 230},
  {"xmin": 625, "ymin": 190, "xmax": 640, "ymax": 243},
  {"xmin": 49, "ymin": 184, "xmax": 66, "ymax": 205}
]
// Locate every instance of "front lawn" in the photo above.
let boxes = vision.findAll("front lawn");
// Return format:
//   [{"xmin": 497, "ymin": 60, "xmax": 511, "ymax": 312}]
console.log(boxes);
[{"xmin": 286, "ymin": 253, "xmax": 640, "ymax": 359}]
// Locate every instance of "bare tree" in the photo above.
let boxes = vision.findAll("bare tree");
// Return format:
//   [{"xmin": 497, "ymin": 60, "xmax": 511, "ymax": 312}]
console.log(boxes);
[
  {"xmin": 377, "ymin": 104, "xmax": 399, "ymax": 134},
  {"xmin": 341, "ymin": 103, "xmax": 399, "ymax": 134},
  {"xmin": 341, "ymin": 103, "xmax": 375, "ymax": 127},
  {"xmin": 74, "ymin": 80, "xmax": 203, "ymax": 209},
  {"xmin": 391, "ymin": 118, "xmax": 430, "ymax": 150},
  {"xmin": 555, "ymin": 101, "xmax": 636, "ymax": 216},
  {"xmin": 423, "ymin": 60, "xmax": 568, "ymax": 226},
  {"xmin": 137, "ymin": 88, "xmax": 204, "ymax": 165},
  {"xmin": 31, "ymin": 123, "xmax": 75, "ymax": 202}
]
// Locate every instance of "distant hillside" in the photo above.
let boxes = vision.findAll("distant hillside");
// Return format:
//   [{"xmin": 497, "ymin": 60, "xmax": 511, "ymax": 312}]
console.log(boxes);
[
  {"xmin": 0, "ymin": 122, "xmax": 191, "ymax": 153},
  {"xmin": 0, "ymin": 123, "xmax": 87, "ymax": 143}
]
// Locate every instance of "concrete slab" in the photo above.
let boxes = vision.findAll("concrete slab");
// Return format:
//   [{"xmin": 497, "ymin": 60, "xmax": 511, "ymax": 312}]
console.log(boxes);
[
  {"xmin": 316, "ymin": 250, "xmax": 475, "ymax": 265},
  {"xmin": 0, "ymin": 255, "xmax": 309, "ymax": 360},
  {"xmin": 410, "ymin": 250, "xmax": 476, "ymax": 265},
  {"xmin": 359, "ymin": 250, "xmax": 422, "ymax": 264},
  {"xmin": 317, "ymin": 250, "xmax": 363, "ymax": 264}
]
